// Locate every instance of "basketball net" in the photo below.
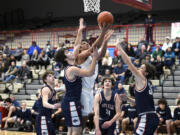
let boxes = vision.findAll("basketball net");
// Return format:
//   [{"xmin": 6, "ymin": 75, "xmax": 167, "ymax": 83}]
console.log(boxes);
[{"xmin": 83, "ymin": 0, "xmax": 100, "ymax": 13}]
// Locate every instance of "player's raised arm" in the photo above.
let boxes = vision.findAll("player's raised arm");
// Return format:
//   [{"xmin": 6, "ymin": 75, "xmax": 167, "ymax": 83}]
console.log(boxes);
[
  {"xmin": 72, "ymin": 18, "xmax": 85, "ymax": 59},
  {"xmin": 97, "ymin": 29, "xmax": 114, "ymax": 61},
  {"xmin": 116, "ymin": 41, "xmax": 145, "ymax": 81},
  {"xmin": 70, "ymin": 47, "xmax": 98, "ymax": 77},
  {"xmin": 74, "ymin": 18, "xmax": 85, "ymax": 47},
  {"xmin": 77, "ymin": 24, "xmax": 111, "ymax": 63}
]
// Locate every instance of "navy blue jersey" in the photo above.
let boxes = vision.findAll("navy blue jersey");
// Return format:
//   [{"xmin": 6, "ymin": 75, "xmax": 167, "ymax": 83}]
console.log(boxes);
[
  {"xmin": 135, "ymin": 79, "xmax": 155, "ymax": 114},
  {"xmin": 122, "ymin": 105, "xmax": 128, "ymax": 118},
  {"xmin": 156, "ymin": 106, "xmax": 172, "ymax": 120},
  {"xmin": 38, "ymin": 84, "xmax": 56, "ymax": 116},
  {"xmin": 126, "ymin": 104, "xmax": 137, "ymax": 119},
  {"xmin": 99, "ymin": 91, "xmax": 117, "ymax": 121},
  {"xmin": 174, "ymin": 107, "xmax": 180, "ymax": 120},
  {"xmin": 63, "ymin": 65, "xmax": 82, "ymax": 101}
]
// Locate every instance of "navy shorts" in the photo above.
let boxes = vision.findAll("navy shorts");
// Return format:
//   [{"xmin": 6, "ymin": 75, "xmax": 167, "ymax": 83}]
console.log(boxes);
[
  {"xmin": 61, "ymin": 100, "xmax": 82, "ymax": 127},
  {"xmin": 36, "ymin": 115, "xmax": 55, "ymax": 135},
  {"xmin": 134, "ymin": 113, "xmax": 159, "ymax": 135},
  {"xmin": 99, "ymin": 120, "xmax": 116, "ymax": 135}
]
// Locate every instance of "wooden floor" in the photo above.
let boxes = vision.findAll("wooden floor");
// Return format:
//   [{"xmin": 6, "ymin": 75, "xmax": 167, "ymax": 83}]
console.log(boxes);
[{"xmin": 0, "ymin": 130, "xmax": 36, "ymax": 135}]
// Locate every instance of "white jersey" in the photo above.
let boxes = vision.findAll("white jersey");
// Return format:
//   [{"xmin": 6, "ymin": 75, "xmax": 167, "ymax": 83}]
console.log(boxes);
[{"xmin": 79, "ymin": 56, "xmax": 98, "ymax": 90}]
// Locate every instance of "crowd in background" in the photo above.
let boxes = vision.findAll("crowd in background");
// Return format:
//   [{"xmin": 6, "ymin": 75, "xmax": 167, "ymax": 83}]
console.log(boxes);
[{"xmin": 0, "ymin": 34, "xmax": 180, "ymax": 134}]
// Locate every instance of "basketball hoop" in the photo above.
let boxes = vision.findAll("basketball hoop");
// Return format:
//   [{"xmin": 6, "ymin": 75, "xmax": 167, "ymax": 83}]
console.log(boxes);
[{"xmin": 83, "ymin": 0, "xmax": 100, "ymax": 13}]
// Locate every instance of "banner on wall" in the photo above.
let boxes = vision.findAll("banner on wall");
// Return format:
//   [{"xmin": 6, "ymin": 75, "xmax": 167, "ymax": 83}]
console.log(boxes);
[{"xmin": 171, "ymin": 22, "xmax": 180, "ymax": 39}]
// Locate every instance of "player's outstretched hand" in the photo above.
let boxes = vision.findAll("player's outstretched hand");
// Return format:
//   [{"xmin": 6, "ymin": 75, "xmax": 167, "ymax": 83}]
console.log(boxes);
[
  {"xmin": 101, "ymin": 121, "xmax": 112, "ymax": 129},
  {"xmin": 79, "ymin": 18, "xmax": 86, "ymax": 31},
  {"xmin": 104, "ymin": 29, "xmax": 114, "ymax": 43},
  {"xmin": 99, "ymin": 23, "xmax": 112, "ymax": 33},
  {"xmin": 53, "ymin": 103, "xmax": 61, "ymax": 109}
]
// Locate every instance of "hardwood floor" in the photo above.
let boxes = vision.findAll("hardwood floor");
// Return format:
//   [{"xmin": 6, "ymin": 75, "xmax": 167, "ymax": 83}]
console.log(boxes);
[{"xmin": 0, "ymin": 130, "xmax": 36, "ymax": 135}]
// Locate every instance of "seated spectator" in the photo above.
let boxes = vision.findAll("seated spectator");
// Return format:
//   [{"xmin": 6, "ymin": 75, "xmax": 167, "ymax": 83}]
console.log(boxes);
[
  {"xmin": 43, "ymin": 40, "xmax": 54, "ymax": 58},
  {"xmin": 54, "ymin": 79, "xmax": 66, "ymax": 92},
  {"xmin": 4, "ymin": 61, "xmax": 18, "ymax": 83},
  {"xmin": 27, "ymin": 41, "xmax": 41, "ymax": 59},
  {"xmin": 135, "ymin": 45, "xmax": 149, "ymax": 63},
  {"xmin": 114, "ymin": 82, "xmax": 127, "ymax": 95},
  {"xmin": 2, "ymin": 98, "xmax": 18, "ymax": 128},
  {"xmin": 9, "ymin": 55, "xmax": 16, "ymax": 66},
  {"xmin": 16, "ymin": 102, "xmax": 32, "ymax": 131},
  {"xmin": 133, "ymin": 59, "xmax": 141, "ymax": 68},
  {"xmin": 114, "ymin": 82, "xmax": 127, "ymax": 104},
  {"xmin": 38, "ymin": 51, "xmax": 50, "ymax": 69},
  {"xmin": 0, "ymin": 62, "xmax": 7, "ymax": 81},
  {"xmin": 27, "ymin": 50, "xmax": 39, "ymax": 68},
  {"xmin": 120, "ymin": 37, "xmax": 128, "ymax": 51},
  {"xmin": 56, "ymin": 42, "xmax": 65, "ymax": 52},
  {"xmin": 171, "ymin": 100, "xmax": 180, "ymax": 135},
  {"xmin": 102, "ymin": 69, "xmax": 114, "ymax": 81},
  {"xmin": 172, "ymin": 37, "xmax": 180, "ymax": 59},
  {"xmin": 13, "ymin": 43, "xmax": 24, "ymax": 61},
  {"xmin": 164, "ymin": 47, "xmax": 175, "ymax": 69},
  {"xmin": 112, "ymin": 61, "xmax": 126, "ymax": 85},
  {"xmin": 21, "ymin": 50, "xmax": 30, "ymax": 63},
  {"xmin": 17, "ymin": 61, "xmax": 32, "ymax": 82},
  {"xmin": 152, "ymin": 45, "xmax": 163, "ymax": 60},
  {"xmin": 98, "ymin": 60, "xmax": 112, "ymax": 79},
  {"xmin": 112, "ymin": 51, "xmax": 123, "ymax": 68},
  {"xmin": 142, "ymin": 54, "xmax": 151, "ymax": 64},
  {"xmin": 102, "ymin": 51, "xmax": 112, "ymax": 66},
  {"xmin": 162, "ymin": 37, "xmax": 172, "ymax": 54},
  {"xmin": 155, "ymin": 98, "xmax": 172, "ymax": 135},
  {"xmin": 120, "ymin": 103, "xmax": 137, "ymax": 135},
  {"xmin": 54, "ymin": 62, "xmax": 62, "ymax": 79},
  {"xmin": 3, "ymin": 45, "xmax": 11, "ymax": 57},
  {"xmin": 125, "ymin": 44, "xmax": 135, "ymax": 58},
  {"xmin": 10, "ymin": 95, "xmax": 20, "ymax": 108},
  {"xmin": 151, "ymin": 55, "xmax": 164, "ymax": 79},
  {"xmin": 137, "ymin": 36, "xmax": 148, "ymax": 51}
]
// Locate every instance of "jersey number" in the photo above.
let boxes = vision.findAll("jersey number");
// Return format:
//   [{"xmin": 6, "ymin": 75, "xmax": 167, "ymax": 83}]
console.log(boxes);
[
  {"xmin": 149, "ymin": 87, "xmax": 153, "ymax": 95},
  {"xmin": 106, "ymin": 109, "xmax": 111, "ymax": 116}
]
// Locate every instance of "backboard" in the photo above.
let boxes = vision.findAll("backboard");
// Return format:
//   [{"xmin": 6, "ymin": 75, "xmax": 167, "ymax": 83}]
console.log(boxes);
[{"xmin": 112, "ymin": 0, "xmax": 152, "ymax": 11}]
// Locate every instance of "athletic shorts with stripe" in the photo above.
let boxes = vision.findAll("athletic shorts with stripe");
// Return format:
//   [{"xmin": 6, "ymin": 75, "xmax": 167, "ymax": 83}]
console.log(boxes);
[
  {"xmin": 61, "ymin": 100, "xmax": 82, "ymax": 127},
  {"xmin": 134, "ymin": 113, "xmax": 159, "ymax": 135},
  {"xmin": 36, "ymin": 115, "xmax": 55, "ymax": 135}
]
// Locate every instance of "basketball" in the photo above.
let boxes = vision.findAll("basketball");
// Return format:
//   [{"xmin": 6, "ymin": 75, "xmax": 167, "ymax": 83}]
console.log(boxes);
[{"xmin": 97, "ymin": 11, "xmax": 114, "ymax": 26}]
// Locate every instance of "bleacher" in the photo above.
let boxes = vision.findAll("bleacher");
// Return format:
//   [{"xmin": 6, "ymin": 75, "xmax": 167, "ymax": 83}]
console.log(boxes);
[{"xmin": 0, "ymin": 22, "xmax": 179, "ymax": 134}]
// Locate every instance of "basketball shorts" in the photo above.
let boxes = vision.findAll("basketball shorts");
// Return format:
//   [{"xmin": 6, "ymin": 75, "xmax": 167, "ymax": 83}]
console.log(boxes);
[
  {"xmin": 61, "ymin": 100, "xmax": 82, "ymax": 127},
  {"xmin": 99, "ymin": 120, "xmax": 116, "ymax": 135},
  {"xmin": 134, "ymin": 113, "xmax": 159, "ymax": 135},
  {"xmin": 81, "ymin": 89, "xmax": 94, "ymax": 116},
  {"xmin": 36, "ymin": 115, "xmax": 55, "ymax": 135}
]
